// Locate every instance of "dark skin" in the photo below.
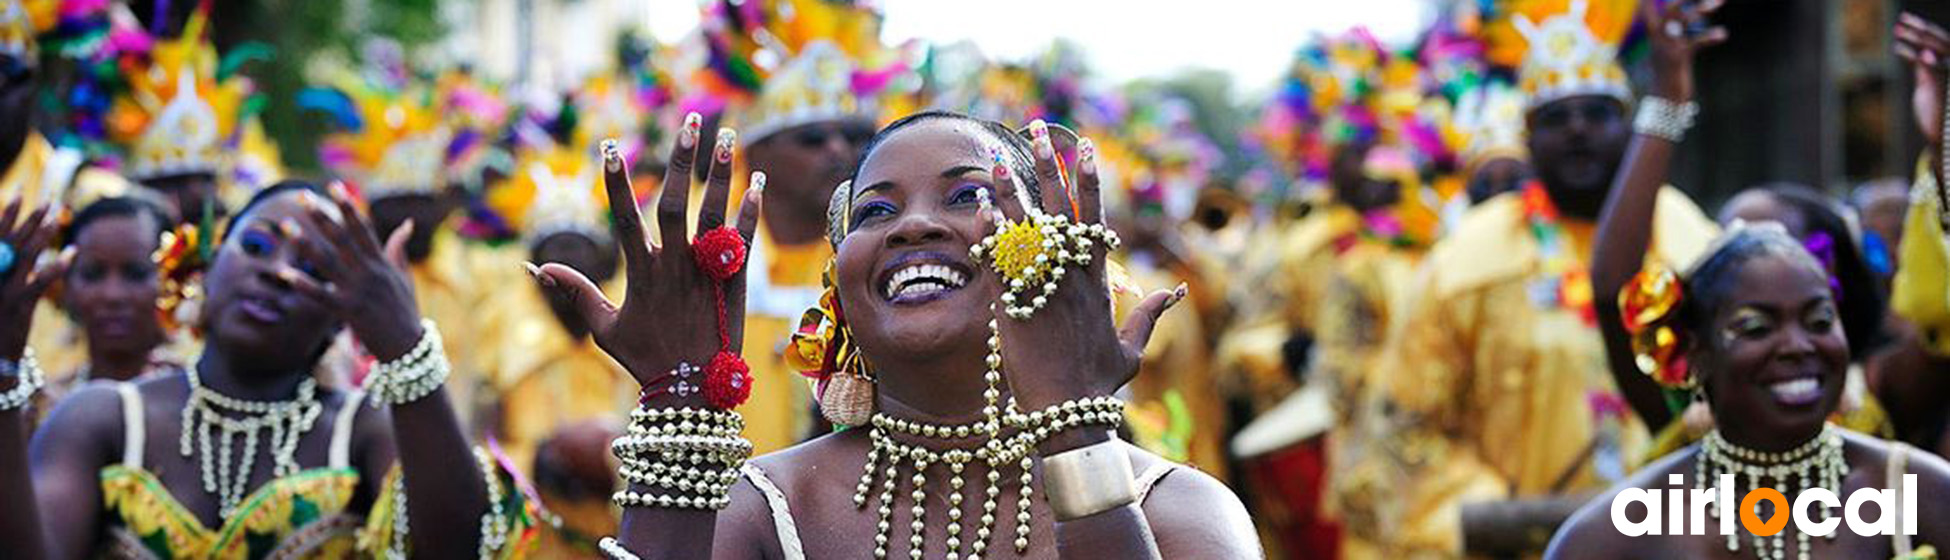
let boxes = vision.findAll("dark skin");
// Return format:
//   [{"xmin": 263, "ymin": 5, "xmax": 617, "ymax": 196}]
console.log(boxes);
[
  {"xmin": 1329, "ymin": 140, "xmax": 1400, "ymax": 213},
  {"xmin": 1591, "ymin": 0, "xmax": 1729, "ymax": 434},
  {"xmin": 532, "ymin": 116, "xmax": 1259, "ymax": 558},
  {"xmin": 141, "ymin": 172, "xmax": 224, "ymax": 227},
  {"xmin": 368, "ymin": 190, "xmax": 462, "ymax": 264},
  {"xmin": 745, "ymin": 118, "xmax": 875, "ymax": 246},
  {"xmin": 529, "ymin": 232, "xmax": 619, "ymax": 339},
  {"xmin": 1476, "ymin": 3, "xmax": 1728, "ymax": 553},
  {"xmin": 1526, "ymin": 94, "xmax": 1634, "ymax": 220},
  {"xmin": 1886, "ymin": 11, "xmax": 1950, "ymax": 458},
  {"xmin": 61, "ymin": 213, "xmax": 167, "ymax": 380},
  {"xmin": 1547, "ymin": 255, "xmax": 1950, "ymax": 558},
  {"xmin": 0, "ymin": 186, "xmax": 493, "ymax": 558},
  {"xmin": 0, "ymin": 54, "xmax": 37, "ymax": 175},
  {"xmin": 1468, "ymin": 157, "xmax": 1534, "ymax": 205}
]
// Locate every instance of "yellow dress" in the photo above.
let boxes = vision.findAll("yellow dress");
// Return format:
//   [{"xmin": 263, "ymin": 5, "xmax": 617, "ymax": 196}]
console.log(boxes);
[
  {"xmin": 0, "ymin": 132, "xmax": 60, "ymax": 207},
  {"xmin": 1211, "ymin": 203, "xmax": 1361, "ymax": 414},
  {"xmin": 1120, "ymin": 251, "xmax": 1229, "ymax": 483},
  {"xmin": 408, "ymin": 228, "xmax": 507, "ymax": 434},
  {"xmin": 1313, "ymin": 231, "xmax": 1426, "ymax": 560},
  {"xmin": 479, "ymin": 276, "xmax": 636, "ymax": 475},
  {"xmin": 1893, "ymin": 160, "xmax": 1950, "ymax": 356},
  {"xmin": 740, "ymin": 229, "xmax": 827, "ymax": 454},
  {"xmin": 1372, "ymin": 187, "xmax": 1716, "ymax": 555},
  {"xmin": 96, "ymin": 383, "xmax": 537, "ymax": 558}
]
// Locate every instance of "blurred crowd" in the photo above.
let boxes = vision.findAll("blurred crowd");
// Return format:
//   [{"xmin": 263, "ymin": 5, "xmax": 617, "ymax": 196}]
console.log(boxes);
[{"xmin": 2, "ymin": 0, "xmax": 1949, "ymax": 558}]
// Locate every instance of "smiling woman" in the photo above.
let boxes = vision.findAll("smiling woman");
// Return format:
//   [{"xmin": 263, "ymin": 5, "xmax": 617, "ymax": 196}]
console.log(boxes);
[{"xmin": 530, "ymin": 110, "xmax": 1261, "ymax": 559}]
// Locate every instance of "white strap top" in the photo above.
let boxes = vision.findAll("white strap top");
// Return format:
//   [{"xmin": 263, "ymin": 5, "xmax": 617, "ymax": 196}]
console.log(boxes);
[
  {"xmin": 113, "ymin": 382, "xmax": 363, "ymax": 470},
  {"xmin": 740, "ymin": 461, "xmax": 1180, "ymax": 560},
  {"xmin": 1891, "ymin": 442, "xmax": 1915, "ymax": 557}
]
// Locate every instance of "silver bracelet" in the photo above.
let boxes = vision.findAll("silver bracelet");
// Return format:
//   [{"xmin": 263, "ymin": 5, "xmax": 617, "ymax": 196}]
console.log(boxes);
[
  {"xmin": 1041, "ymin": 440, "xmax": 1138, "ymax": 521},
  {"xmin": 0, "ymin": 348, "xmax": 44, "ymax": 411},
  {"xmin": 1634, "ymin": 97, "xmax": 1700, "ymax": 143},
  {"xmin": 367, "ymin": 320, "xmax": 450, "ymax": 406},
  {"xmin": 598, "ymin": 537, "xmax": 643, "ymax": 560}
]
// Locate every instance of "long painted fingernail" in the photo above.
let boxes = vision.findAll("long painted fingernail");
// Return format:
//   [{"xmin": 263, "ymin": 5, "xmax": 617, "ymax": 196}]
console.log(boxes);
[
  {"xmin": 58, "ymin": 245, "xmax": 76, "ymax": 263},
  {"xmin": 1170, "ymin": 283, "xmax": 1190, "ymax": 305},
  {"xmin": 680, "ymin": 112, "xmax": 702, "ymax": 149},
  {"xmin": 329, "ymin": 181, "xmax": 351, "ymax": 201},
  {"xmin": 1078, "ymin": 138, "xmax": 1098, "ymax": 175},
  {"xmin": 749, "ymin": 171, "xmax": 767, "ymax": 197},
  {"xmin": 602, "ymin": 139, "xmax": 623, "ymax": 172},
  {"xmin": 1030, "ymin": 120, "xmax": 1054, "ymax": 159},
  {"xmin": 989, "ymin": 146, "xmax": 1011, "ymax": 180},
  {"xmin": 715, "ymin": 128, "xmax": 737, "ymax": 164},
  {"xmin": 278, "ymin": 219, "xmax": 301, "ymax": 239}
]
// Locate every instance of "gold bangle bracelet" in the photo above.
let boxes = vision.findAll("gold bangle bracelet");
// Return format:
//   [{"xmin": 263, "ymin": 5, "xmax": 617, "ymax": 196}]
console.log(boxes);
[{"xmin": 1041, "ymin": 440, "xmax": 1137, "ymax": 521}]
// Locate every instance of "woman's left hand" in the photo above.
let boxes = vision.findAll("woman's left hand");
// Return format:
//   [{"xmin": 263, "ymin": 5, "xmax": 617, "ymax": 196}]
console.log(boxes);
[
  {"xmin": 1644, "ymin": 0, "xmax": 1728, "ymax": 102},
  {"xmin": 985, "ymin": 121, "xmax": 1184, "ymax": 424},
  {"xmin": 285, "ymin": 182, "xmax": 425, "ymax": 361}
]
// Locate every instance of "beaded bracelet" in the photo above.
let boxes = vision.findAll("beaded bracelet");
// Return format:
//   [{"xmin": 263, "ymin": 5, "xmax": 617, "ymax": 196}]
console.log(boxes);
[
  {"xmin": 367, "ymin": 320, "xmax": 450, "ymax": 406},
  {"xmin": 611, "ymin": 404, "xmax": 750, "ymax": 511},
  {"xmin": 1007, "ymin": 396, "xmax": 1126, "ymax": 432},
  {"xmin": 0, "ymin": 348, "xmax": 44, "ymax": 411},
  {"xmin": 612, "ymin": 488, "xmax": 735, "ymax": 510},
  {"xmin": 1633, "ymin": 97, "xmax": 1699, "ymax": 144}
]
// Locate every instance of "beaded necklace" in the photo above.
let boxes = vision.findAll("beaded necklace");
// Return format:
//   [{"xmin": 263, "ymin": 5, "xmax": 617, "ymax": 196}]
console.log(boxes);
[
  {"xmin": 1696, "ymin": 424, "xmax": 1845, "ymax": 560},
  {"xmin": 179, "ymin": 367, "xmax": 323, "ymax": 517},
  {"xmin": 1520, "ymin": 182, "xmax": 1596, "ymax": 326}
]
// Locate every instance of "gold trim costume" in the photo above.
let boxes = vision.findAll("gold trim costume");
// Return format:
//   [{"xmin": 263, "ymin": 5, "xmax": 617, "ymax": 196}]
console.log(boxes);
[{"xmin": 1368, "ymin": 1, "xmax": 1719, "ymax": 554}]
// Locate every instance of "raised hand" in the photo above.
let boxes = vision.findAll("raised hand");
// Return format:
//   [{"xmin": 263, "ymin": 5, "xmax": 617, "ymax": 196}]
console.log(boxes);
[
  {"xmin": 1896, "ymin": 12, "xmax": 1950, "ymax": 148},
  {"xmin": 281, "ymin": 183, "xmax": 425, "ymax": 361},
  {"xmin": 1644, "ymin": 0, "xmax": 1728, "ymax": 102},
  {"xmin": 528, "ymin": 113, "xmax": 763, "ymax": 406},
  {"xmin": 984, "ymin": 120, "xmax": 1183, "ymax": 419},
  {"xmin": 0, "ymin": 200, "xmax": 69, "ymax": 361}
]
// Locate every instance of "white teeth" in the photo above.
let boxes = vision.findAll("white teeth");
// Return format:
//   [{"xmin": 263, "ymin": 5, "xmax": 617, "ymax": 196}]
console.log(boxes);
[
  {"xmin": 883, "ymin": 263, "xmax": 968, "ymax": 300},
  {"xmin": 1769, "ymin": 378, "xmax": 1821, "ymax": 402}
]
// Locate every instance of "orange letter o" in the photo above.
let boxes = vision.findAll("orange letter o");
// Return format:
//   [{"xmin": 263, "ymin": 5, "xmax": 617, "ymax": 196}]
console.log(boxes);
[{"xmin": 1739, "ymin": 488, "xmax": 1790, "ymax": 537}]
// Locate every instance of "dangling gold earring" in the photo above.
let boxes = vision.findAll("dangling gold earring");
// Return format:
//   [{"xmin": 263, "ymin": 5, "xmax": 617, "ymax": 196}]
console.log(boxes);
[{"xmin": 789, "ymin": 260, "xmax": 875, "ymax": 426}]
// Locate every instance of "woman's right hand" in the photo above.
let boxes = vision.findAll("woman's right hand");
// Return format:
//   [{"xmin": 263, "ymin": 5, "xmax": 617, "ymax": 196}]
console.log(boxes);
[
  {"xmin": 1896, "ymin": 12, "xmax": 1950, "ymax": 148},
  {"xmin": 0, "ymin": 200, "xmax": 66, "ymax": 362},
  {"xmin": 528, "ymin": 113, "xmax": 763, "ymax": 405}
]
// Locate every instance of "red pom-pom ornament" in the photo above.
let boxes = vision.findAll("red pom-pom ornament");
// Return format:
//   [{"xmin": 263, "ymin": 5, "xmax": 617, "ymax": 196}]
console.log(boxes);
[
  {"xmin": 693, "ymin": 227, "xmax": 748, "ymax": 280},
  {"xmin": 704, "ymin": 351, "xmax": 753, "ymax": 409}
]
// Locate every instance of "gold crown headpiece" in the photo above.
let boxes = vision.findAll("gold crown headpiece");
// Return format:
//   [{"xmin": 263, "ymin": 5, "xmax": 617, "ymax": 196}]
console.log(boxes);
[
  {"xmin": 107, "ymin": 4, "xmax": 246, "ymax": 181},
  {"xmin": 1492, "ymin": 0, "xmax": 1637, "ymax": 110},
  {"xmin": 487, "ymin": 145, "xmax": 609, "ymax": 247}
]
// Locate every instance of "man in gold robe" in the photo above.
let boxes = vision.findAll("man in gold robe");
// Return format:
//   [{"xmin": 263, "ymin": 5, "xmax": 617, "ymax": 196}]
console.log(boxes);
[{"xmin": 1369, "ymin": 1, "xmax": 1718, "ymax": 555}]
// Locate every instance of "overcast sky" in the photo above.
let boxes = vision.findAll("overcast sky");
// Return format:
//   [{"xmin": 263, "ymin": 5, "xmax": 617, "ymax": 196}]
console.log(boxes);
[{"xmin": 643, "ymin": 0, "xmax": 1435, "ymax": 95}]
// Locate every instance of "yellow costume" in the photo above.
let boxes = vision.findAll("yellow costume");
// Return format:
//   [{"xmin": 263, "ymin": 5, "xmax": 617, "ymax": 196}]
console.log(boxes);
[
  {"xmin": 691, "ymin": 0, "xmax": 912, "ymax": 451},
  {"xmin": 97, "ymin": 384, "xmax": 538, "ymax": 558},
  {"xmin": 407, "ymin": 226, "xmax": 503, "ymax": 432},
  {"xmin": 1121, "ymin": 252, "xmax": 1229, "ymax": 482},
  {"xmin": 480, "ymin": 144, "xmax": 636, "ymax": 473},
  {"xmin": 1893, "ymin": 159, "xmax": 1950, "ymax": 356},
  {"xmin": 741, "ymin": 230, "xmax": 828, "ymax": 452},
  {"xmin": 1374, "ymin": 186, "xmax": 1714, "ymax": 555}
]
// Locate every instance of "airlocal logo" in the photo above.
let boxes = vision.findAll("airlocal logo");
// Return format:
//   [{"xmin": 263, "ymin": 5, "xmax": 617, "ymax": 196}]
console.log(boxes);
[{"xmin": 1610, "ymin": 474, "xmax": 1918, "ymax": 537}]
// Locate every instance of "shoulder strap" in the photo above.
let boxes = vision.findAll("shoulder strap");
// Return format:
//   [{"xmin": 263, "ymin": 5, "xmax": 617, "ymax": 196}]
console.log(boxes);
[
  {"xmin": 114, "ymin": 383, "xmax": 144, "ymax": 468},
  {"xmin": 740, "ymin": 464, "xmax": 807, "ymax": 560},
  {"xmin": 1134, "ymin": 464, "xmax": 1178, "ymax": 505},
  {"xmin": 1890, "ymin": 442, "xmax": 1914, "ymax": 556},
  {"xmin": 329, "ymin": 391, "xmax": 365, "ymax": 469}
]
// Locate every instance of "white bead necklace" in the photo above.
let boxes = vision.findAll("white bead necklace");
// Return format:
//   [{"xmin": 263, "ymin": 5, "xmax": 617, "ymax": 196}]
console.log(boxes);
[
  {"xmin": 1696, "ymin": 424, "xmax": 1845, "ymax": 560},
  {"xmin": 179, "ymin": 367, "xmax": 323, "ymax": 518}
]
